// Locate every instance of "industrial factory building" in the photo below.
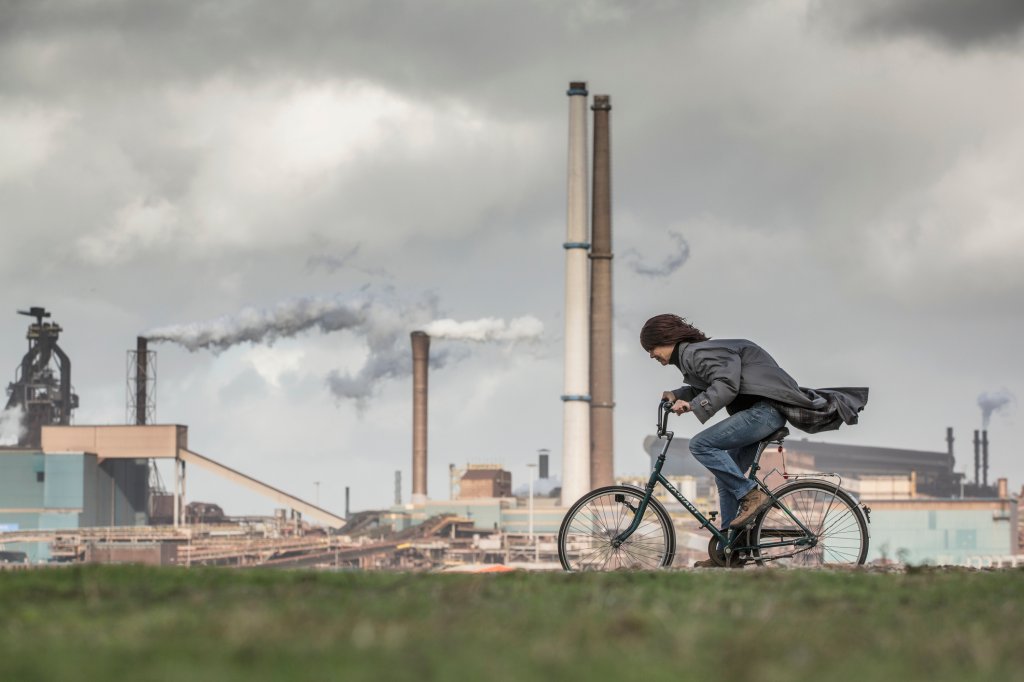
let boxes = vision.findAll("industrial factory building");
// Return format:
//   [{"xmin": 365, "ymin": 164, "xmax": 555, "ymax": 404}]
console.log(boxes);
[
  {"xmin": 2, "ymin": 81, "xmax": 1020, "ymax": 571},
  {"xmin": 1, "ymin": 310, "xmax": 349, "ymax": 566}
]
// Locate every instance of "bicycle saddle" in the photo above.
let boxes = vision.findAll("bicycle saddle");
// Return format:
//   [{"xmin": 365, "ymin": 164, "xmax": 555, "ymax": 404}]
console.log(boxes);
[{"xmin": 765, "ymin": 427, "xmax": 790, "ymax": 443}]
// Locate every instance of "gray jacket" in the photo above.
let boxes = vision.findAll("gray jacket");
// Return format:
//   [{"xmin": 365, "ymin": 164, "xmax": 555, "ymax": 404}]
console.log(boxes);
[{"xmin": 670, "ymin": 338, "xmax": 868, "ymax": 431}]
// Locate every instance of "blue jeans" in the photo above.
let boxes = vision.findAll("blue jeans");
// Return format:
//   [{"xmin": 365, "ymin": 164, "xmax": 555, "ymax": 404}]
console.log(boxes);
[{"xmin": 688, "ymin": 401, "xmax": 785, "ymax": 529}]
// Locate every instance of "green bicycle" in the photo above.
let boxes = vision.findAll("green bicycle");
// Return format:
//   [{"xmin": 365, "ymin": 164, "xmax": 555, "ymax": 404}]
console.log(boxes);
[{"xmin": 557, "ymin": 399, "xmax": 870, "ymax": 570}]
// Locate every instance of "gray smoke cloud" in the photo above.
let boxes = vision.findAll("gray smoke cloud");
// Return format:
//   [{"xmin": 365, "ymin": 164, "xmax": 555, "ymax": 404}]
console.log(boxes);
[
  {"xmin": 144, "ymin": 289, "xmax": 425, "ymax": 353},
  {"xmin": 978, "ymin": 389, "xmax": 1016, "ymax": 429},
  {"xmin": 306, "ymin": 244, "xmax": 362, "ymax": 273},
  {"xmin": 325, "ymin": 345, "xmax": 462, "ymax": 410},
  {"xmin": 145, "ymin": 289, "xmax": 543, "ymax": 407},
  {"xmin": 0, "ymin": 405, "xmax": 25, "ymax": 446},
  {"xmin": 327, "ymin": 315, "xmax": 543, "ymax": 407},
  {"xmin": 623, "ymin": 230, "xmax": 690, "ymax": 278},
  {"xmin": 306, "ymin": 245, "xmax": 393, "ymax": 279}
]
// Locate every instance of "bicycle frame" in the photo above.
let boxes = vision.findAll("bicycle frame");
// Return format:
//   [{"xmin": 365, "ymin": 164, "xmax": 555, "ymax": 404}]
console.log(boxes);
[{"xmin": 611, "ymin": 401, "xmax": 818, "ymax": 558}]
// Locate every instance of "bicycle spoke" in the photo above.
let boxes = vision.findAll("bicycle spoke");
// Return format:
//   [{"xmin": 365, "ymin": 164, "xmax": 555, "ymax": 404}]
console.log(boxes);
[
  {"xmin": 752, "ymin": 483, "xmax": 866, "ymax": 567},
  {"xmin": 558, "ymin": 488, "xmax": 674, "ymax": 571}
]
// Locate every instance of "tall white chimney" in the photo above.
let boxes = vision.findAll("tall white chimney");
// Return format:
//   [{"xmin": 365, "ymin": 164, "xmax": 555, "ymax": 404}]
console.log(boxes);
[{"xmin": 561, "ymin": 81, "xmax": 591, "ymax": 505}]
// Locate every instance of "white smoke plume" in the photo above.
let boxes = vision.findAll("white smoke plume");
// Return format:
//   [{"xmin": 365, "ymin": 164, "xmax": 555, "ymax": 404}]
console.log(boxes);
[
  {"xmin": 423, "ymin": 316, "xmax": 544, "ymax": 342},
  {"xmin": 0, "ymin": 405, "xmax": 26, "ymax": 446},
  {"xmin": 624, "ymin": 230, "xmax": 690, "ymax": 278},
  {"xmin": 978, "ymin": 389, "xmax": 1016, "ymax": 429}
]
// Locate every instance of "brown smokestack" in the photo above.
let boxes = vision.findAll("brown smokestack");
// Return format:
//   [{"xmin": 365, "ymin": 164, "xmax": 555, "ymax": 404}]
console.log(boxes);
[
  {"xmin": 411, "ymin": 331, "xmax": 429, "ymax": 503},
  {"xmin": 136, "ymin": 336, "xmax": 148, "ymax": 425},
  {"xmin": 589, "ymin": 94, "xmax": 614, "ymax": 489},
  {"xmin": 982, "ymin": 430, "xmax": 989, "ymax": 488}
]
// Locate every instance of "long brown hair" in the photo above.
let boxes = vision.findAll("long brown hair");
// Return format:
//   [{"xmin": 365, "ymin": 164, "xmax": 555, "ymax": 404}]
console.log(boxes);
[{"xmin": 639, "ymin": 314, "xmax": 709, "ymax": 351}]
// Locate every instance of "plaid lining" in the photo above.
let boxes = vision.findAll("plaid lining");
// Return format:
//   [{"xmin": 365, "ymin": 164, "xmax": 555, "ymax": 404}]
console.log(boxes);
[{"xmin": 765, "ymin": 396, "xmax": 845, "ymax": 433}]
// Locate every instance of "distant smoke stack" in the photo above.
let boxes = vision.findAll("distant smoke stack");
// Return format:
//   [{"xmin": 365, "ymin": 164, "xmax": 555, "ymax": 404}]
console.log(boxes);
[
  {"xmin": 982, "ymin": 430, "xmax": 989, "ymax": 488},
  {"xmin": 945, "ymin": 427, "xmax": 954, "ymax": 466},
  {"xmin": 589, "ymin": 93, "xmax": 614, "ymax": 489},
  {"xmin": 997, "ymin": 477, "xmax": 1008, "ymax": 499},
  {"xmin": 135, "ymin": 337, "xmax": 148, "ymax": 425},
  {"xmin": 345, "ymin": 486, "xmax": 350, "ymax": 519},
  {"xmin": 411, "ymin": 331, "xmax": 429, "ymax": 504},
  {"xmin": 395, "ymin": 470, "xmax": 402, "ymax": 505},
  {"xmin": 539, "ymin": 449, "xmax": 549, "ymax": 480},
  {"xmin": 973, "ymin": 430, "xmax": 980, "ymax": 486},
  {"xmin": 561, "ymin": 80, "xmax": 591, "ymax": 505}
]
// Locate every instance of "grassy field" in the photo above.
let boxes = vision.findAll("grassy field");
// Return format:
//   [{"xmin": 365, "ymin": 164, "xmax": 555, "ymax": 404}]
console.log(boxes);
[{"xmin": 1, "ymin": 566, "xmax": 1022, "ymax": 682}]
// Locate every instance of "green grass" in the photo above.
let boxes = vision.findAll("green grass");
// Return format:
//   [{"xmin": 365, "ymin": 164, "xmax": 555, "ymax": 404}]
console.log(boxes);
[{"xmin": 1, "ymin": 566, "xmax": 1022, "ymax": 681}]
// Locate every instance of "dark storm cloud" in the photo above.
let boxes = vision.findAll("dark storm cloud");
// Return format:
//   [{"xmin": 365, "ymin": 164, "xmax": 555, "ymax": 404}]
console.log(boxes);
[
  {"xmin": 814, "ymin": 0, "xmax": 1024, "ymax": 50},
  {"xmin": 0, "ymin": 0, "xmax": 727, "ymax": 112}
]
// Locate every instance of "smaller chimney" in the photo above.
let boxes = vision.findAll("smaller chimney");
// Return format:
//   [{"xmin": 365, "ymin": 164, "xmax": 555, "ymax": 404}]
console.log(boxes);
[
  {"xmin": 539, "ymin": 449, "xmax": 550, "ymax": 479},
  {"xmin": 135, "ymin": 337, "xmax": 148, "ymax": 425},
  {"xmin": 982, "ymin": 430, "xmax": 989, "ymax": 488},
  {"xmin": 973, "ymin": 430, "xmax": 981, "ymax": 486},
  {"xmin": 997, "ymin": 477, "xmax": 1008, "ymax": 499},
  {"xmin": 945, "ymin": 427, "xmax": 954, "ymax": 466},
  {"xmin": 394, "ymin": 470, "xmax": 402, "ymax": 506},
  {"xmin": 411, "ymin": 331, "xmax": 430, "ymax": 504},
  {"xmin": 345, "ymin": 486, "xmax": 350, "ymax": 519}
]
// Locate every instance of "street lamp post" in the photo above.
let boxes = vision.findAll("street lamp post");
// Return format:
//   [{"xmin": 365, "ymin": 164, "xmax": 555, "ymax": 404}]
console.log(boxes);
[{"xmin": 526, "ymin": 462, "xmax": 537, "ymax": 564}]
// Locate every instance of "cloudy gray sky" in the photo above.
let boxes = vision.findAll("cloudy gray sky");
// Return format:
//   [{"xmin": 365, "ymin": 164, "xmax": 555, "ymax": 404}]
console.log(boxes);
[{"xmin": 2, "ymin": 0, "xmax": 1022, "ymax": 514}]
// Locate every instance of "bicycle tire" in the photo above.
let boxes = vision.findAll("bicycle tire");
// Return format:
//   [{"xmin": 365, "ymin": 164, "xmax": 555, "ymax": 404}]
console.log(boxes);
[
  {"xmin": 751, "ymin": 480, "xmax": 869, "ymax": 567},
  {"xmin": 558, "ymin": 485, "xmax": 676, "ymax": 571}
]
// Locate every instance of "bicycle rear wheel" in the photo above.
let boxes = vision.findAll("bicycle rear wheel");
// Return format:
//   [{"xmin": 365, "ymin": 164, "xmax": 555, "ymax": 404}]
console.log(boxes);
[
  {"xmin": 558, "ymin": 486, "xmax": 676, "ymax": 571},
  {"xmin": 752, "ymin": 480, "xmax": 868, "ymax": 567}
]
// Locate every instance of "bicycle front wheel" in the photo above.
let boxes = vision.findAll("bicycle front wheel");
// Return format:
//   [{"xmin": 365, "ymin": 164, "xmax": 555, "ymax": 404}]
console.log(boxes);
[
  {"xmin": 752, "ymin": 480, "xmax": 868, "ymax": 567},
  {"xmin": 557, "ymin": 486, "xmax": 676, "ymax": 571}
]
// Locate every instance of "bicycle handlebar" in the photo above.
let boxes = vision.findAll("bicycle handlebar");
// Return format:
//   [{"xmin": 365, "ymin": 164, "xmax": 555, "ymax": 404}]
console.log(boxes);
[{"xmin": 657, "ymin": 399, "xmax": 673, "ymax": 437}]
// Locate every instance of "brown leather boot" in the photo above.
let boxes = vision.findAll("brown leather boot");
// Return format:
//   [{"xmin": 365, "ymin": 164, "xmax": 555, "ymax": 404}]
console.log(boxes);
[{"xmin": 730, "ymin": 488, "xmax": 772, "ymax": 529}]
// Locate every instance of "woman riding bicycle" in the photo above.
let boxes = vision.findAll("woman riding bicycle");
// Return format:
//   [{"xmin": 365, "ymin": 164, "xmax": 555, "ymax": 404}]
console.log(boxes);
[{"xmin": 639, "ymin": 314, "xmax": 868, "ymax": 564}]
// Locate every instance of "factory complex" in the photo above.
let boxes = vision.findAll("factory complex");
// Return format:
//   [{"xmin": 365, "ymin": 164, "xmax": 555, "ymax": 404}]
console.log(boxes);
[{"xmin": 2, "ymin": 84, "xmax": 1021, "ymax": 571}]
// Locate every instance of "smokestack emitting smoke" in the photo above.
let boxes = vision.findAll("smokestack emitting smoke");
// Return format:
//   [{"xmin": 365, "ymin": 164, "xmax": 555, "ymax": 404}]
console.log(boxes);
[
  {"xmin": 411, "ymin": 332, "xmax": 429, "ymax": 503},
  {"xmin": 977, "ymin": 389, "xmax": 1015, "ymax": 429},
  {"xmin": 589, "ymin": 93, "xmax": 614, "ymax": 489},
  {"xmin": 561, "ymin": 81, "xmax": 591, "ymax": 505},
  {"xmin": 624, "ymin": 230, "xmax": 690, "ymax": 278}
]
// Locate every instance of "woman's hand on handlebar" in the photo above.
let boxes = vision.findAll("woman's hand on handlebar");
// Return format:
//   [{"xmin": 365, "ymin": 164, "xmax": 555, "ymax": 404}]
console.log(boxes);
[
  {"xmin": 659, "ymin": 392, "xmax": 691, "ymax": 415},
  {"xmin": 670, "ymin": 400, "xmax": 691, "ymax": 415}
]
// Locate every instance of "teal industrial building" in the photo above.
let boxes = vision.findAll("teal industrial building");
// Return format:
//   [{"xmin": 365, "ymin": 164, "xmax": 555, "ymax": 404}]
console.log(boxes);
[{"xmin": 0, "ymin": 449, "xmax": 149, "ymax": 561}]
